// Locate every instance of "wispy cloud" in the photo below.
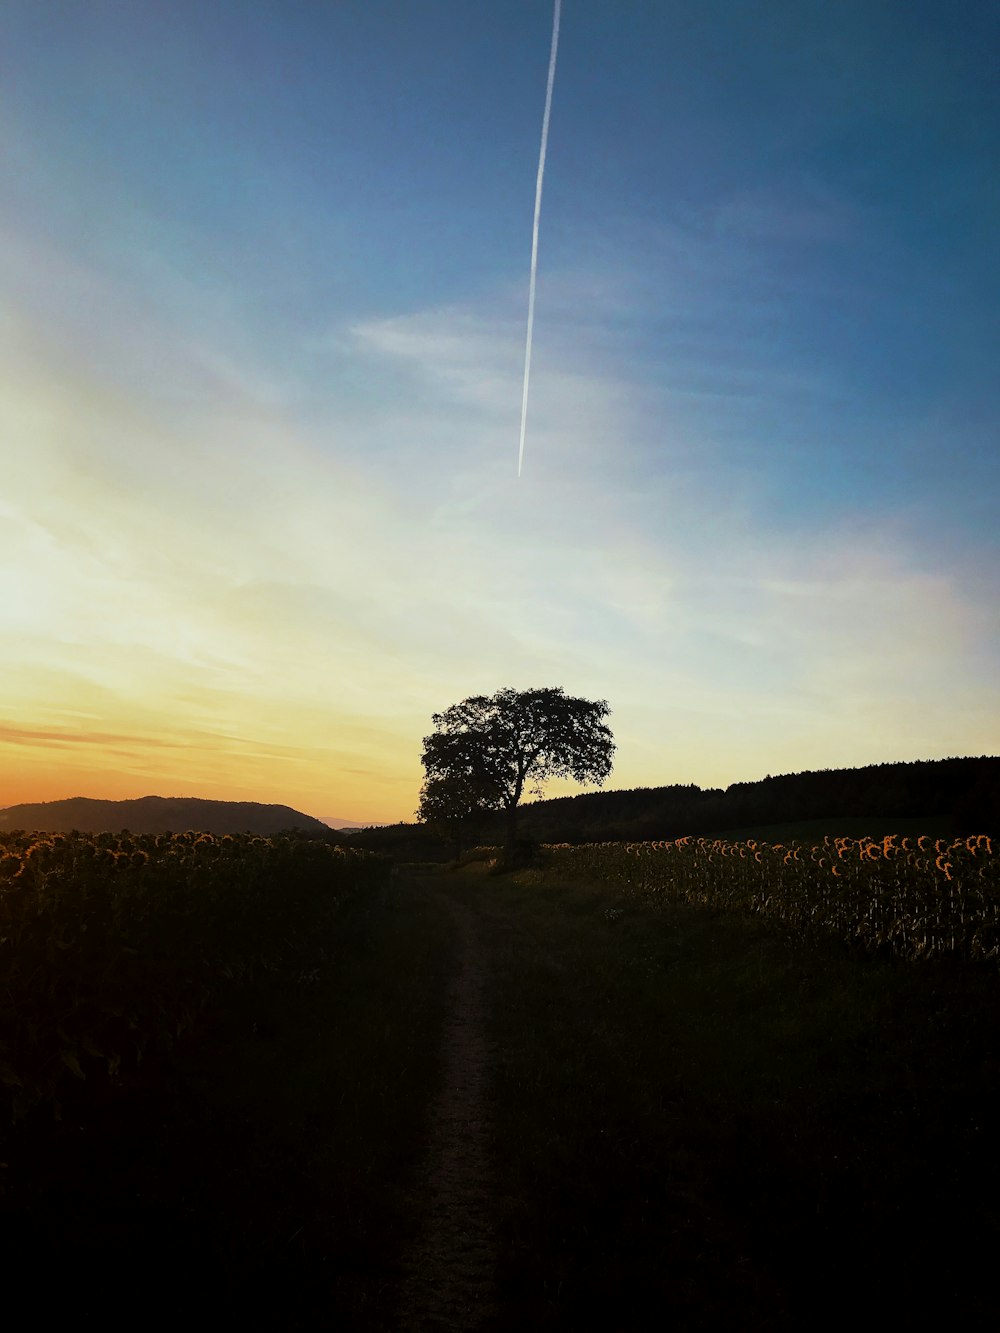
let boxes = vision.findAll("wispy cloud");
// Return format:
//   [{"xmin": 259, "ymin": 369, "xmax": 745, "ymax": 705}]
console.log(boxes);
[{"xmin": 2, "ymin": 176, "xmax": 997, "ymax": 817}]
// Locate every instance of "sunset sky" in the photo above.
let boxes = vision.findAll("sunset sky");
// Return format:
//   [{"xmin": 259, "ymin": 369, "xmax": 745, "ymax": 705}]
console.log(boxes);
[{"xmin": 3, "ymin": 1, "xmax": 998, "ymax": 824}]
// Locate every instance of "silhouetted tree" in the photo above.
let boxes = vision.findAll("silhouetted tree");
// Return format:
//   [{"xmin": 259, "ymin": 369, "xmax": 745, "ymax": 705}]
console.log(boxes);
[
  {"xmin": 416, "ymin": 770, "xmax": 491, "ymax": 859},
  {"xmin": 418, "ymin": 687, "xmax": 615, "ymax": 857}
]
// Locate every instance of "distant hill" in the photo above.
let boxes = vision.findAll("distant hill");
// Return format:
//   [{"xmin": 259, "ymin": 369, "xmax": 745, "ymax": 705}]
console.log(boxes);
[
  {"xmin": 318, "ymin": 816, "xmax": 372, "ymax": 831},
  {"xmin": 0, "ymin": 796, "xmax": 330, "ymax": 836}
]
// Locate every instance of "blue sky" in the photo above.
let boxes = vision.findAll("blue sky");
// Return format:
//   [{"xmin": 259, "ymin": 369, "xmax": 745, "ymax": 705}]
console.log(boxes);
[{"xmin": 2, "ymin": 1, "xmax": 998, "ymax": 821}]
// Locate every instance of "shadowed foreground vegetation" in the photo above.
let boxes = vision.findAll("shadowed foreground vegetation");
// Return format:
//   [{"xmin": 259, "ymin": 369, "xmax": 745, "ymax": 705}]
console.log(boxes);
[
  {"xmin": 0, "ymin": 872, "xmax": 453, "ymax": 1325},
  {"xmin": 3, "ymin": 845, "xmax": 1000, "ymax": 1326},
  {"xmin": 475, "ymin": 858, "xmax": 1000, "ymax": 1325}
]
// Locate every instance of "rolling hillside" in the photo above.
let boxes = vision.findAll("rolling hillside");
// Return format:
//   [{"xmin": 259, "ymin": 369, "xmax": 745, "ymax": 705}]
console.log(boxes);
[{"xmin": 0, "ymin": 795, "xmax": 330, "ymax": 836}]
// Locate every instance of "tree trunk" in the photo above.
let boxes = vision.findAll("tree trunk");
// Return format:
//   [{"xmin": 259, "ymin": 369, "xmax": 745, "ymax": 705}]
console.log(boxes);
[{"xmin": 504, "ymin": 804, "xmax": 518, "ymax": 859}]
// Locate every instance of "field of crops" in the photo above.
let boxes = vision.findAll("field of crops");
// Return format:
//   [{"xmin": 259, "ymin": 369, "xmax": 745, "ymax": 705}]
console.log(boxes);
[
  {"xmin": 545, "ymin": 833, "xmax": 999, "ymax": 960},
  {"xmin": 0, "ymin": 829, "xmax": 388, "ymax": 1120}
]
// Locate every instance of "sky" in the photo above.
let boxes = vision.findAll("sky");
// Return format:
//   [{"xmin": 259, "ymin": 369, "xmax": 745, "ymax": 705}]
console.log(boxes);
[{"xmin": 2, "ymin": 0, "xmax": 998, "ymax": 824}]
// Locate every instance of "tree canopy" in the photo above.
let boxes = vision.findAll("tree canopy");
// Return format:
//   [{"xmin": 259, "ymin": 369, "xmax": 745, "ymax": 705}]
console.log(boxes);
[{"xmin": 417, "ymin": 686, "xmax": 615, "ymax": 853}]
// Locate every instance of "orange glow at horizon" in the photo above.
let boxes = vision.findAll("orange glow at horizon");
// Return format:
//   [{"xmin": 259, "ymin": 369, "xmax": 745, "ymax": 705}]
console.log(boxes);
[
  {"xmin": 3, "ymin": 213, "xmax": 998, "ymax": 821},
  {"xmin": 0, "ymin": 724, "xmax": 422, "ymax": 825}
]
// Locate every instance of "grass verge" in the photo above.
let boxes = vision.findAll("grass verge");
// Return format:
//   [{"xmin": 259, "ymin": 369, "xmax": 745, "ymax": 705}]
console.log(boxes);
[{"xmin": 457, "ymin": 863, "xmax": 1000, "ymax": 1329}]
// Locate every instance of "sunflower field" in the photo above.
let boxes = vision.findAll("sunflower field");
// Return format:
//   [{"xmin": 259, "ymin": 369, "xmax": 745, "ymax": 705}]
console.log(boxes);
[
  {"xmin": 0, "ymin": 829, "xmax": 388, "ymax": 1120},
  {"xmin": 545, "ymin": 834, "xmax": 999, "ymax": 961}
]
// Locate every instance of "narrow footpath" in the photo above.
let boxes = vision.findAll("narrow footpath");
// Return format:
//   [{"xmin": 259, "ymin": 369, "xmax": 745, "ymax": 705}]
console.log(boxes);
[
  {"xmin": 5, "ymin": 865, "xmax": 999, "ymax": 1328},
  {"xmin": 396, "ymin": 895, "xmax": 498, "ymax": 1330}
]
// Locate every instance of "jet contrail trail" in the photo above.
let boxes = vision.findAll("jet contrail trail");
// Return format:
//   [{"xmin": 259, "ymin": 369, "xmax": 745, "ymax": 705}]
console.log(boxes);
[{"xmin": 517, "ymin": 0, "xmax": 561, "ymax": 478}]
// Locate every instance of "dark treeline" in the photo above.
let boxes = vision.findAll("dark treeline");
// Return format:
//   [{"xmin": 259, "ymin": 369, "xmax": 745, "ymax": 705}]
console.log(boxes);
[
  {"xmin": 348, "ymin": 757, "xmax": 1000, "ymax": 858},
  {"xmin": 516, "ymin": 756, "xmax": 1000, "ymax": 844}
]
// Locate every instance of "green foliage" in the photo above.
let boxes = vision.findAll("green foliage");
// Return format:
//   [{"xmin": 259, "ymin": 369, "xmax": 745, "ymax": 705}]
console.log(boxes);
[{"xmin": 0, "ymin": 829, "xmax": 388, "ymax": 1121}]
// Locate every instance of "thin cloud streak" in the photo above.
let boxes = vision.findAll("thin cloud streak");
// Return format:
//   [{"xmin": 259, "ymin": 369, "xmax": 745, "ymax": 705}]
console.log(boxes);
[
  {"xmin": 517, "ymin": 0, "xmax": 561, "ymax": 478},
  {"xmin": 2, "ymin": 197, "xmax": 997, "ymax": 816}
]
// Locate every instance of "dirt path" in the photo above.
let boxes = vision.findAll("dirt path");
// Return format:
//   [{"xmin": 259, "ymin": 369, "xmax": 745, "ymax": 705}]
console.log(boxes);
[{"xmin": 396, "ymin": 892, "xmax": 498, "ymax": 1330}]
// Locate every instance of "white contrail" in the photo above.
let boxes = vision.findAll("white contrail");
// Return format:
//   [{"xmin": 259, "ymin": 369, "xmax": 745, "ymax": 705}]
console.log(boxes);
[{"xmin": 517, "ymin": 0, "xmax": 561, "ymax": 478}]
